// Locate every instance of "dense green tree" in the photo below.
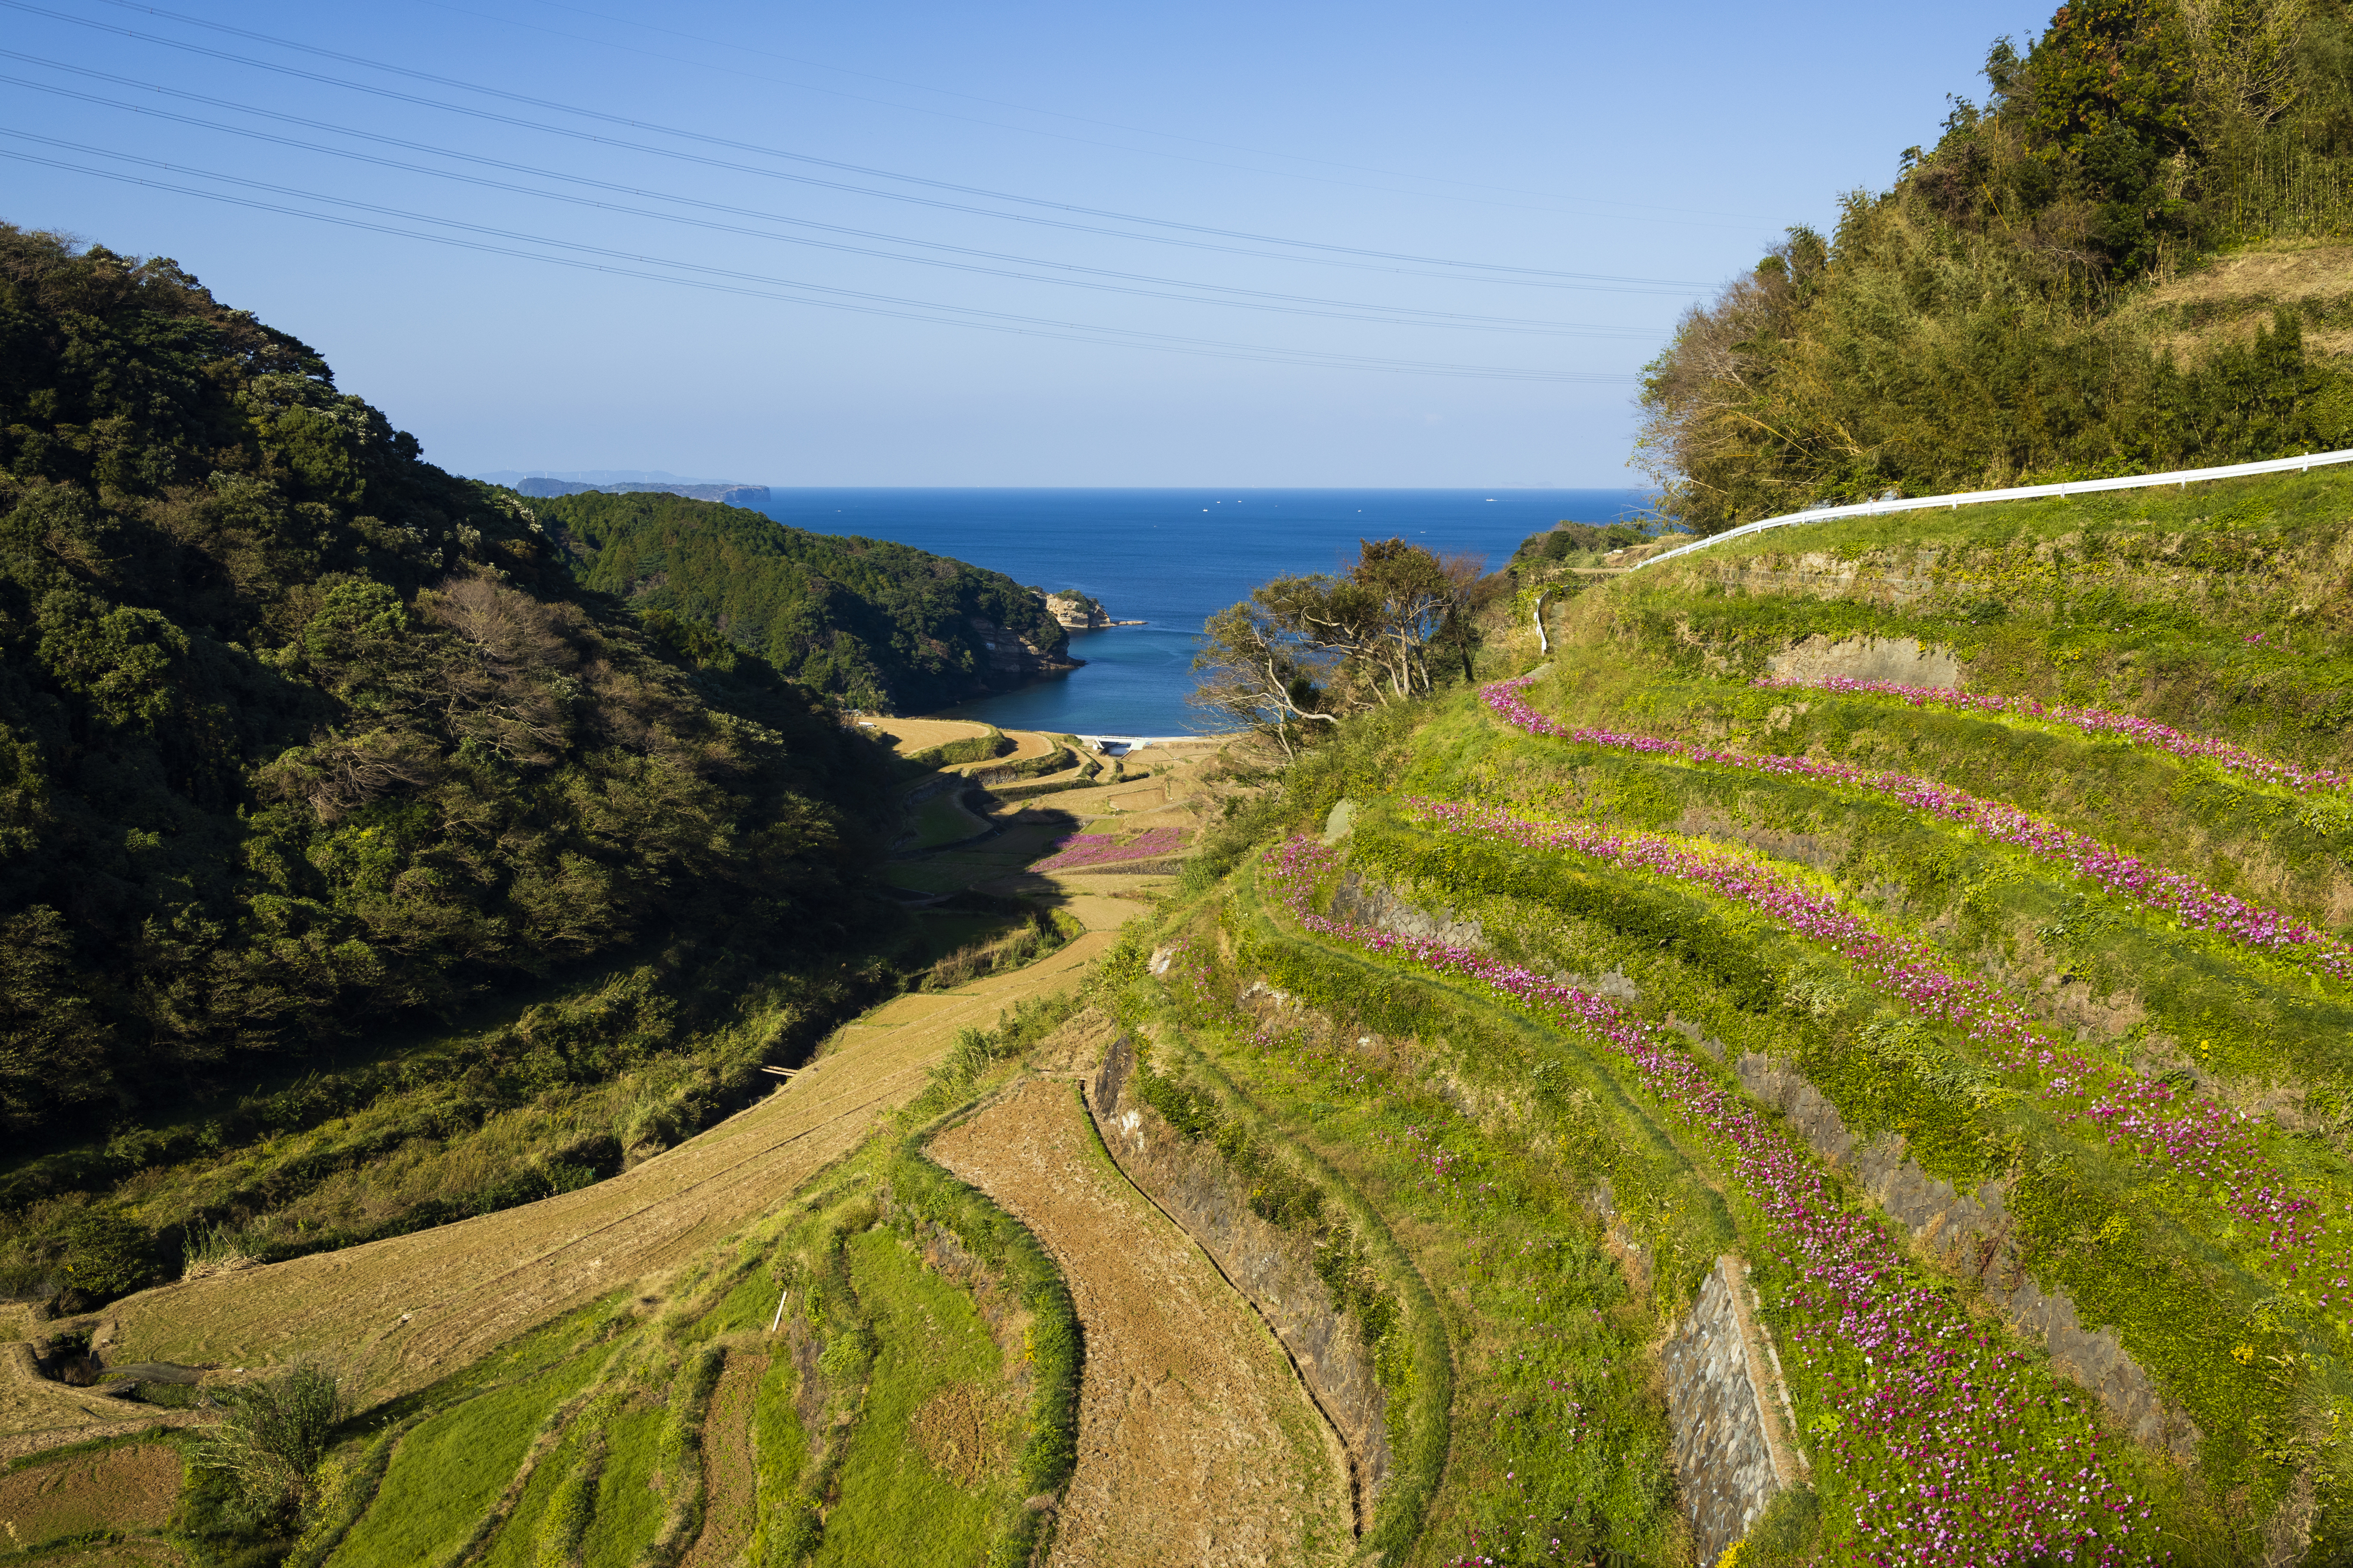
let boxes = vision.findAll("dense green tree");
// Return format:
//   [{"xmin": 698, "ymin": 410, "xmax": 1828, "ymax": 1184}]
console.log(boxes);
[
  {"xmin": 0, "ymin": 224, "xmax": 888, "ymax": 1146},
  {"xmin": 526, "ymin": 488, "xmax": 1071, "ymax": 713},
  {"xmin": 1636, "ymin": 0, "xmax": 2353, "ymax": 532}
]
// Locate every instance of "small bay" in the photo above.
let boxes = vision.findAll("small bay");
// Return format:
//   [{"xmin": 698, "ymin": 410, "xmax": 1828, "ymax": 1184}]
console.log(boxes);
[{"xmin": 751, "ymin": 487, "xmax": 1649, "ymax": 733}]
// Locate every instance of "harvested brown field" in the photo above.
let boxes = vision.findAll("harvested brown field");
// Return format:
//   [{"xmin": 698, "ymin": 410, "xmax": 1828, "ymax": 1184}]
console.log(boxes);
[
  {"xmin": 681, "ymin": 1348, "xmax": 765, "ymax": 1568},
  {"xmin": 0, "ymin": 1441, "xmax": 181, "ymax": 1549},
  {"xmin": 929, "ymin": 1079, "xmax": 1350, "ymax": 1567},
  {"xmin": 863, "ymin": 718, "xmax": 996, "ymax": 756},
  {"xmin": 74, "ymin": 919, "xmax": 1135, "ymax": 1429}
]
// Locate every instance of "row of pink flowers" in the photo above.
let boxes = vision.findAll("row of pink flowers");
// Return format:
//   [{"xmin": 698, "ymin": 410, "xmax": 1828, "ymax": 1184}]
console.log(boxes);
[
  {"xmin": 1406, "ymin": 798, "xmax": 2034, "ymax": 1046},
  {"xmin": 1032, "ymin": 826, "xmax": 1186, "ymax": 871},
  {"xmin": 1480, "ymin": 675, "xmax": 2353, "ymax": 982},
  {"xmin": 1756, "ymin": 673, "xmax": 2347, "ymax": 795},
  {"xmin": 1407, "ymin": 797, "xmax": 2342, "ymax": 1302},
  {"xmin": 1261, "ymin": 832, "xmax": 2152, "ymax": 1566}
]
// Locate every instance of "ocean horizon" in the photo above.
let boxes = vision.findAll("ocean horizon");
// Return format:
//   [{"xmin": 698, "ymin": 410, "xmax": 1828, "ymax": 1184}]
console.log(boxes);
[{"xmin": 745, "ymin": 487, "xmax": 1652, "ymax": 734}]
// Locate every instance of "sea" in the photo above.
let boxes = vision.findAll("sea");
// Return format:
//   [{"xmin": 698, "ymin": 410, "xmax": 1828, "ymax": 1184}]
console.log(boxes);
[{"xmin": 747, "ymin": 488, "xmax": 1653, "ymax": 736}]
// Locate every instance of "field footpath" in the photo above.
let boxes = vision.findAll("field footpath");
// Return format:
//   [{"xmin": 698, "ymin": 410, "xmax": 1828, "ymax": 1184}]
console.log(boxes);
[{"xmin": 1, "ymin": 883, "xmax": 1152, "ymax": 1458}]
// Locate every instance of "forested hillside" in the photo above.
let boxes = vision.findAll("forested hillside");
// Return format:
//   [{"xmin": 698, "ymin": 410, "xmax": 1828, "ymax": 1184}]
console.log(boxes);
[
  {"xmin": 0, "ymin": 226, "xmax": 901, "ymax": 1283},
  {"xmin": 527, "ymin": 488, "xmax": 1072, "ymax": 713},
  {"xmin": 1641, "ymin": 0, "xmax": 2353, "ymax": 531}
]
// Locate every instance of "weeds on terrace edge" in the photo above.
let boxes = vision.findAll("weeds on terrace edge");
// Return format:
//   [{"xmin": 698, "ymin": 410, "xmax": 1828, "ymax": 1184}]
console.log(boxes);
[
  {"xmin": 1150, "ymin": 931, "xmax": 1685, "ymax": 1566},
  {"xmin": 921, "ymin": 909, "xmax": 1082, "ymax": 990},
  {"xmin": 1404, "ymin": 797, "xmax": 2353, "ymax": 1327},
  {"xmin": 1262, "ymin": 832, "xmax": 2161, "ymax": 1567},
  {"xmin": 192, "ymin": 1362, "xmax": 345, "ymax": 1533}
]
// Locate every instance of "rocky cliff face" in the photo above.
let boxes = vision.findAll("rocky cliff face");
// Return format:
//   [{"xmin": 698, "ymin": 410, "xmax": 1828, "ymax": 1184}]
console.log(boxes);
[
  {"xmin": 1045, "ymin": 592, "xmax": 1111, "ymax": 629},
  {"xmin": 969, "ymin": 614, "xmax": 1084, "ymax": 680}
]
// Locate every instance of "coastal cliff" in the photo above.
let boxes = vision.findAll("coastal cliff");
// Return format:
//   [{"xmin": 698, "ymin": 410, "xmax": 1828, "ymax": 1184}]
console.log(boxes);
[{"xmin": 1046, "ymin": 589, "xmax": 1145, "ymax": 629}]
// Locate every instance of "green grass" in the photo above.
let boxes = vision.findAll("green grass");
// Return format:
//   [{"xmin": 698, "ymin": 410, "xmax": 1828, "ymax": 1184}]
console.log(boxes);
[
  {"xmin": 912, "ymin": 791, "xmax": 982, "ymax": 850},
  {"xmin": 328, "ymin": 1345, "xmax": 608, "ymax": 1567},
  {"xmin": 579, "ymin": 1404, "xmax": 668, "ymax": 1568},
  {"xmin": 476, "ymin": 1418, "xmax": 583, "ymax": 1568},
  {"xmin": 746, "ymin": 1347, "xmax": 811, "ymax": 1566},
  {"xmin": 807, "ymin": 1228, "xmax": 1013, "ymax": 1567},
  {"xmin": 1159, "ymin": 892, "xmax": 1701, "ymax": 1565}
]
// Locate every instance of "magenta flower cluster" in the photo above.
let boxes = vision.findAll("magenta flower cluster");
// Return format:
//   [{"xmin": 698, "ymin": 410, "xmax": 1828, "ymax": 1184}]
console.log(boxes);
[
  {"xmin": 1753, "ymin": 674, "xmax": 2348, "ymax": 795},
  {"xmin": 1480, "ymin": 676, "xmax": 2353, "ymax": 982},
  {"xmin": 1262, "ymin": 832, "xmax": 2154, "ymax": 1566},
  {"xmin": 1408, "ymin": 796, "xmax": 2349, "ymax": 1309},
  {"xmin": 1032, "ymin": 826, "xmax": 1186, "ymax": 870}
]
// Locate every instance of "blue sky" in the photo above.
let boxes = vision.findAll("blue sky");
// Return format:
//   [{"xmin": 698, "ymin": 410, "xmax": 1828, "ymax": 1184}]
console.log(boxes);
[{"xmin": 2, "ymin": 0, "xmax": 2051, "ymax": 485}]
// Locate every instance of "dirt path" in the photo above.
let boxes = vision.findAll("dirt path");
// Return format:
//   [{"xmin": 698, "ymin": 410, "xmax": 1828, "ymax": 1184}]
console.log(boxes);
[
  {"xmin": 929, "ymin": 1080, "xmax": 1349, "ymax": 1568},
  {"xmin": 682, "ymin": 1348, "xmax": 765, "ymax": 1568}
]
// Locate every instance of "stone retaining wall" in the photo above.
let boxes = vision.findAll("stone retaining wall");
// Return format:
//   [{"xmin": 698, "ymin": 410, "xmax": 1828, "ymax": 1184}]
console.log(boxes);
[{"xmin": 1662, "ymin": 1256, "xmax": 1805, "ymax": 1567}]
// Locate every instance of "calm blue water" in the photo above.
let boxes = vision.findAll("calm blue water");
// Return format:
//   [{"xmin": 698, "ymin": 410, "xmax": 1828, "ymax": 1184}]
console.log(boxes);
[{"xmin": 750, "ymin": 488, "xmax": 1652, "ymax": 734}]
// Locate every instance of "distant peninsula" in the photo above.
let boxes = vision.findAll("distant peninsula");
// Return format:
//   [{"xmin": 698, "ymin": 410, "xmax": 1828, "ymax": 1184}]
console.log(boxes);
[
  {"xmin": 515, "ymin": 486, "xmax": 1077, "ymax": 712},
  {"xmin": 512, "ymin": 476, "xmax": 770, "ymax": 506}
]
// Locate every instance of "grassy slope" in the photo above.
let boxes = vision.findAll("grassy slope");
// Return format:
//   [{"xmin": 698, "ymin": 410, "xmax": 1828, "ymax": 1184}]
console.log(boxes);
[
  {"xmin": 807, "ymin": 1227, "xmax": 1014, "ymax": 1567},
  {"xmin": 1059, "ymin": 468, "xmax": 2353, "ymax": 1563}
]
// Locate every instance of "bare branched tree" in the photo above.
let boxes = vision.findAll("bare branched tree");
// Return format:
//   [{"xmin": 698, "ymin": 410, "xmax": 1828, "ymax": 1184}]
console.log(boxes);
[
  {"xmin": 1189, "ymin": 538, "xmax": 1485, "ymax": 760},
  {"xmin": 1187, "ymin": 599, "xmax": 1339, "ymax": 760}
]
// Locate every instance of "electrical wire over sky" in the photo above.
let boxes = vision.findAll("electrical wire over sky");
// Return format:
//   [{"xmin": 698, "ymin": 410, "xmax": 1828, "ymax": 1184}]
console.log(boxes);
[{"xmin": 0, "ymin": 0, "xmax": 1998, "ymax": 481}]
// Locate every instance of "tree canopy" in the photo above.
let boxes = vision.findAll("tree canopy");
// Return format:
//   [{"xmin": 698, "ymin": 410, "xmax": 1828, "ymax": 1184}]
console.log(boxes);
[
  {"xmin": 0, "ymin": 225, "xmax": 885, "ymax": 1147},
  {"xmin": 1636, "ymin": 0, "xmax": 2353, "ymax": 532},
  {"xmin": 1189, "ymin": 538, "xmax": 1488, "ymax": 756},
  {"xmin": 529, "ymin": 488, "xmax": 1070, "ymax": 713}
]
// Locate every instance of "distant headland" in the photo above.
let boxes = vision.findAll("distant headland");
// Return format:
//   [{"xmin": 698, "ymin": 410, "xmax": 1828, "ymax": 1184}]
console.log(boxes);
[
  {"xmin": 1044, "ymin": 589, "xmax": 1147, "ymax": 629},
  {"xmin": 512, "ymin": 476, "xmax": 770, "ymax": 506}
]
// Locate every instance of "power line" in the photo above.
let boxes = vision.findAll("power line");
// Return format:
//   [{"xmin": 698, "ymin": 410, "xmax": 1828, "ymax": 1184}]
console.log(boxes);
[
  {"xmin": 0, "ymin": 138, "xmax": 1640, "ymax": 383},
  {"xmin": 421, "ymin": 0, "xmax": 1771, "ymax": 228},
  {"xmin": 2, "ymin": 64, "xmax": 1672, "ymax": 339},
  {"xmin": 9, "ymin": 4, "xmax": 1681, "ymax": 296},
  {"xmin": 30, "ymin": 0, "xmax": 1706, "ymax": 290}
]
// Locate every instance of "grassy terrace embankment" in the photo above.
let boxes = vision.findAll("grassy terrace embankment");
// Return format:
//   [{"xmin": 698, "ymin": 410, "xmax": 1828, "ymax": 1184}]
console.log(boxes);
[{"xmin": 1081, "ymin": 468, "xmax": 2353, "ymax": 1564}]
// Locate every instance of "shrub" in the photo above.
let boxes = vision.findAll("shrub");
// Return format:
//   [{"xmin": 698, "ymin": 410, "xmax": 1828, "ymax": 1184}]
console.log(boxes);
[{"xmin": 197, "ymin": 1362, "xmax": 346, "ymax": 1527}]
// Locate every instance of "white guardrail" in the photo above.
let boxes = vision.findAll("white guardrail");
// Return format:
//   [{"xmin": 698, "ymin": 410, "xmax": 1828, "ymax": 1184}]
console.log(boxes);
[{"xmin": 1630, "ymin": 445, "xmax": 2353, "ymax": 572}]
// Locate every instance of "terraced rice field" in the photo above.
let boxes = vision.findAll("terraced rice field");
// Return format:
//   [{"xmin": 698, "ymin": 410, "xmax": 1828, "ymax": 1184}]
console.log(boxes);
[
  {"xmin": 92, "ymin": 920, "xmax": 1128, "ymax": 1405},
  {"xmin": 932, "ymin": 1079, "xmax": 1352, "ymax": 1567},
  {"xmin": 0, "ymin": 1441, "xmax": 182, "ymax": 1555},
  {"xmin": 84, "ymin": 466, "xmax": 2353, "ymax": 1564}
]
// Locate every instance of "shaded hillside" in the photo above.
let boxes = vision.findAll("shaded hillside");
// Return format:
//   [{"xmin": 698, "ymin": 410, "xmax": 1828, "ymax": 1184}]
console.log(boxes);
[
  {"xmin": 1640, "ymin": 0, "xmax": 2353, "ymax": 530},
  {"xmin": 0, "ymin": 225, "xmax": 889, "ymax": 1163},
  {"xmin": 526, "ymin": 488, "xmax": 1074, "ymax": 713}
]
